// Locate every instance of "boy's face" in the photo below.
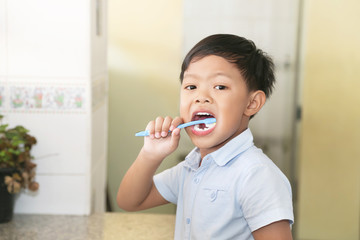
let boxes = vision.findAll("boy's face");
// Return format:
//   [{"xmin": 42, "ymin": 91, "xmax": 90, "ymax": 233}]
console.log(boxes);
[{"xmin": 180, "ymin": 55, "xmax": 253, "ymax": 158}]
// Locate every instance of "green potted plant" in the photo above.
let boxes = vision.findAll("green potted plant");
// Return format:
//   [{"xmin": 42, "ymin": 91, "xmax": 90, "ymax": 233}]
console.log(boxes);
[{"xmin": 0, "ymin": 114, "xmax": 38, "ymax": 223}]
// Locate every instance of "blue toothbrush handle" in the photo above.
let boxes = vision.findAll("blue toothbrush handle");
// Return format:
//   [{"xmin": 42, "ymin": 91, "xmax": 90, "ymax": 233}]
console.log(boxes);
[
  {"xmin": 135, "ymin": 130, "xmax": 151, "ymax": 137},
  {"xmin": 135, "ymin": 118, "xmax": 216, "ymax": 137},
  {"xmin": 176, "ymin": 119, "xmax": 215, "ymax": 129},
  {"xmin": 135, "ymin": 129, "xmax": 175, "ymax": 137}
]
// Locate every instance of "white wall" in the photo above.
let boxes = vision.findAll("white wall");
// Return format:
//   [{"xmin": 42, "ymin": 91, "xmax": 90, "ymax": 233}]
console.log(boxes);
[
  {"xmin": 90, "ymin": 0, "xmax": 109, "ymax": 214},
  {"xmin": 0, "ymin": 0, "xmax": 108, "ymax": 215}
]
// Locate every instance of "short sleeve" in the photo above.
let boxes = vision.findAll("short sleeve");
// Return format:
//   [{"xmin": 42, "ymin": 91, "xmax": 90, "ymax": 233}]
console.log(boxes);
[
  {"xmin": 153, "ymin": 162, "xmax": 184, "ymax": 204},
  {"xmin": 239, "ymin": 164, "xmax": 294, "ymax": 231}
]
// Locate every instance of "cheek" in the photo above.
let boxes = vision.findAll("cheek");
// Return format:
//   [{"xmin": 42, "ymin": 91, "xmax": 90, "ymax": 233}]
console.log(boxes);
[
  {"xmin": 179, "ymin": 98, "xmax": 190, "ymax": 118},
  {"xmin": 219, "ymin": 97, "xmax": 246, "ymax": 119}
]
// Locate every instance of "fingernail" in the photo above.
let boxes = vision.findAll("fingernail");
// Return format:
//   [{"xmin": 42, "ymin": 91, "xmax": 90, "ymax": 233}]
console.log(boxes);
[
  {"xmin": 161, "ymin": 131, "xmax": 167, "ymax": 137},
  {"xmin": 155, "ymin": 132, "xmax": 160, "ymax": 138},
  {"xmin": 173, "ymin": 128, "xmax": 180, "ymax": 135}
]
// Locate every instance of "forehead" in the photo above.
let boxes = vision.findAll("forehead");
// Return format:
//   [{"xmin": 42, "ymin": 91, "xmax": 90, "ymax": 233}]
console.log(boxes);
[{"xmin": 184, "ymin": 55, "xmax": 243, "ymax": 79}]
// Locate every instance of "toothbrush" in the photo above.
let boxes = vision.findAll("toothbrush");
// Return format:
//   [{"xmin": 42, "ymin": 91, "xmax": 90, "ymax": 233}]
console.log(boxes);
[{"xmin": 135, "ymin": 118, "xmax": 216, "ymax": 137}]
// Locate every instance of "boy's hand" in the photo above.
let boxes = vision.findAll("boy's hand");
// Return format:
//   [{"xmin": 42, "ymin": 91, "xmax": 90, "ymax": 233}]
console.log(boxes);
[
  {"xmin": 141, "ymin": 116, "xmax": 183, "ymax": 161},
  {"xmin": 117, "ymin": 116, "xmax": 182, "ymax": 211}
]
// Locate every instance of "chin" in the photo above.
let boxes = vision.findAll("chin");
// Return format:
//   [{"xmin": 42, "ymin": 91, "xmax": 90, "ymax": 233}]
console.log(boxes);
[{"xmin": 190, "ymin": 137, "xmax": 220, "ymax": 152}]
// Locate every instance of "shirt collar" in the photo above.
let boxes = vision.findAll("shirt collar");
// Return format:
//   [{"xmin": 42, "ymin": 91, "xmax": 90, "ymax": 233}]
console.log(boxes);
[
  {"xmin": 184, "ymin": 128, "xmax": 254, "ymax": 169},
  {"xmin": 183, "ymin": 148, "xmax": 202, "ymax": 171},
  {"xmin": 211, "ymin": 128, "xmax": 254, "ymax": 166}
]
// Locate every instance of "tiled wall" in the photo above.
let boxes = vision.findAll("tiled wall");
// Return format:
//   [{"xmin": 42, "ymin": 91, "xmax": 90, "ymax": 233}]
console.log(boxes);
[{"xmin": 0, "ymin": 0, "xmax": 108, "ymax": 215}]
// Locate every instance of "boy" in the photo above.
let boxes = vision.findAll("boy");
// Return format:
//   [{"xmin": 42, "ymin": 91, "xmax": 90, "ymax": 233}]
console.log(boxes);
[{"xmin": 117, "ymin": 34, "xmax": 294, "ymax": 240}]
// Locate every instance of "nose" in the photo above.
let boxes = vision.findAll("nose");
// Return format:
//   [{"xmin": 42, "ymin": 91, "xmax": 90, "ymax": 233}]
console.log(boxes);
[
  {"xmin": 195, "ymin": 97, "xmax": 210, "ymax": 103},
  {"xmin": 195, "ymin": 89, "xmax": 212, "ymax": 104}
]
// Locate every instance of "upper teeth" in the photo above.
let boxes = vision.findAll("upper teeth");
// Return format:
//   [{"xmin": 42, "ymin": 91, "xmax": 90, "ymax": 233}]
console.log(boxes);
[{"xmin": 196, "ymin": 112, "xmax": 211, "ymax": 116}]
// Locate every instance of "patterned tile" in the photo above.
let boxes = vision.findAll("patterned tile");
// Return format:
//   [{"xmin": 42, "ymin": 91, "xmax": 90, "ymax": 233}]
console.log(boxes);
[
  {"xmin": 9, "ymin": 86, "xmax": 86, "ymax": 111},
  {"xmin": 0, "ymin": 86, "xmax": 4, "ymax": 108}
]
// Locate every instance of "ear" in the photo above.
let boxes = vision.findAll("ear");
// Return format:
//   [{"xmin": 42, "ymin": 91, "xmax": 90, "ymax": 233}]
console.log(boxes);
[{"xmin": 244, "ymin": 90, "xmax": 266, "ymax": 117}]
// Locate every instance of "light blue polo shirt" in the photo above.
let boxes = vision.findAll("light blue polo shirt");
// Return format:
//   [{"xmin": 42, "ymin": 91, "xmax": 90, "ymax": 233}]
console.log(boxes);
[{"xmin": 154, "ymin": 128, "xmax": 294, "ymax": 240}]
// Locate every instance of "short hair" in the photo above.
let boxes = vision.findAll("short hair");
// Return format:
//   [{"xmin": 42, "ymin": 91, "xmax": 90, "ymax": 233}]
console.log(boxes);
[{"xmin": 180, "ymin": 34, "xmax": 275, "ymax": 98}]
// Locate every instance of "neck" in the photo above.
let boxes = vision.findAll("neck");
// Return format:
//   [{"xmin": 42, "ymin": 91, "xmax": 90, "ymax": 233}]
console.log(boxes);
[{"xmin": 199, "ymin": 126, "xmax": 248, "ymax": 160}]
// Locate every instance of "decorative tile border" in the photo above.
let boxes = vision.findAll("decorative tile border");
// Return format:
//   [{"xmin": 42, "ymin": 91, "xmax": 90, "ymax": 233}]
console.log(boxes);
[
  {"xmin": 0, "ymin": 86, "xmax": 4, "ymax": 108},
  {"xmin": 9, "ymin": 86, "xmax": 86, "ymax": 111},
  {"xmin": 0, "ymin": 86, "xmax": 88, "ymax": 112}
]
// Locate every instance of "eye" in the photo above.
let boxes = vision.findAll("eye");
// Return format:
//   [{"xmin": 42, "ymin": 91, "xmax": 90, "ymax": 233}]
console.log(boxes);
[
  {"xmin": 185, "ymin": 85, "xmax": 196, "ymax": 90},
  {"xmin": 215, "ymin": 85, "xmax": 227, "ymax": 90}
]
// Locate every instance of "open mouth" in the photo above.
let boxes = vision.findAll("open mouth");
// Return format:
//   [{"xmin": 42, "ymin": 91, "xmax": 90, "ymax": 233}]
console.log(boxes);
[{"xmin": 191, "ymin": 112, "xmax": 216, "ymax": 134}]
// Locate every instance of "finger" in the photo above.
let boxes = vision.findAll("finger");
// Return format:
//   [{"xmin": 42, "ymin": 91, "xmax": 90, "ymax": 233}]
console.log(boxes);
[
  {"xmin": 170, "ymin": 117, "xmax": 184, "ymax": 131},
  {"xmin": 146, "ymin": 120, "xmax": 155, "ymax": 139},
  {"xmin": 154, "ymin": 116, "xmax": 164, "ymax": 138},
  {"xmin": 161, "ymin": 116, "xmax": 173, "ymax": 137}
]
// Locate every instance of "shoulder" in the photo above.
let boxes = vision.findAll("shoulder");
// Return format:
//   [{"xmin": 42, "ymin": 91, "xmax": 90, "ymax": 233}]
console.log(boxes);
[
  {"xmin": 235, "ymin": 145, "xmax": 287, "ymax": 180},
  {"xmin": 153, "ymin": 160, "xmax": 190, "ymax": 204},
  {"xmin": 155, "ymin": 160, "xmax": 189, "ymax": 181},
  {"xmin": 235, "ymin": 146, "xmax": 294, "ymax": 231},
  {"xmin": 238, "ymin": 146, "xmax": 292, "ymax": 193}
]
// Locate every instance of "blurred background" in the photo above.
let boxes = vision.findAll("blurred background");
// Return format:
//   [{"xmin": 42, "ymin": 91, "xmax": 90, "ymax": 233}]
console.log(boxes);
[
  {"xmin": 107, "ymin": 0, "xmax": 360, "ymax": 239},
  {"xmin": 0, "ymin": 0, "xmax": 359, "ymax": 239},
  {"xmin": 108, "ymin": 0, "xmax": 298, "ymax": 213}
]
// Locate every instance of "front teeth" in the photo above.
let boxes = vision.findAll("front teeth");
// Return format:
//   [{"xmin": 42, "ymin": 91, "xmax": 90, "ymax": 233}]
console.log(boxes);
[
  {"xmin": 196, "ymin": 112, "xmax": 211, "ymax": 117},
  {"xmin": 193, "ymin": 112, "xmax": 216, "ymax": 131}
]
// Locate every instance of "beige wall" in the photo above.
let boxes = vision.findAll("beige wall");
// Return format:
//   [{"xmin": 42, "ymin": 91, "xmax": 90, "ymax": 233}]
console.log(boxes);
[
  {"xmin": 107, "ymin": 0, "xmax": 184, "ymax": 213},
  {"xmin": 296, "ymin": 0, "xmax": 360, "ymax": 239}
]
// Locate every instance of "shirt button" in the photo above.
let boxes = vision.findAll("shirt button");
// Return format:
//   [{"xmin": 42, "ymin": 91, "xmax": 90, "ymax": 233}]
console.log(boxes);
[
  {"xmin": 186, "ymin": 218, "xmax": 191, "ymax": 224},
  {"xmin": 194, "ymin": 178, "xmax": 199, "ymax": 183}
]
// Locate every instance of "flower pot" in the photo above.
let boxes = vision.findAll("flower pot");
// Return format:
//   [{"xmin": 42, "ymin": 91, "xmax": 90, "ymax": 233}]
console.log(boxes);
[{"xmin": 0, "ymin": 168, "xmax": 15, "ymax": 223}]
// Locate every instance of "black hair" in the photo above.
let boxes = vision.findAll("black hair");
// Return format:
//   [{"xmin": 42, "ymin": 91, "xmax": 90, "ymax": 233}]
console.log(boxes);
[{"xmin": 180, "ymin": 34, "xmax": 275, "ymax": 98}]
